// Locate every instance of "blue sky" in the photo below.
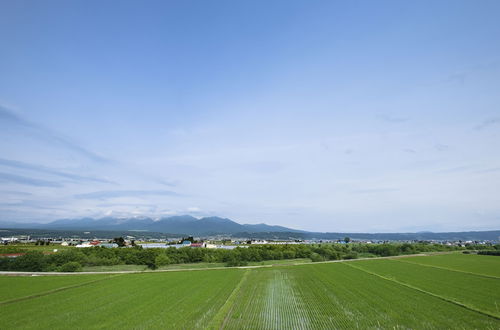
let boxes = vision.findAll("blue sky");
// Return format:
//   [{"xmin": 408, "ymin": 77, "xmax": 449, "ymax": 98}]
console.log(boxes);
[{"xmin": 1, "ymin": 0, "xmax": 499, "ymax": 232}]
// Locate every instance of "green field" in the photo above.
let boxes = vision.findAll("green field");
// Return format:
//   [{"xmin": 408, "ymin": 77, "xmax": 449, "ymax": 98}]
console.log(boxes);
[
  {"xmin": 1, "ymin": 254, "xmax": 499, "ymax": 329},
  {"xmin": 399, "ymin": 253, "xmax": 500, "ymax": 277},
  {"xmin": 0, "ymin": 244, "xmax": 72, "ymax": 253}
]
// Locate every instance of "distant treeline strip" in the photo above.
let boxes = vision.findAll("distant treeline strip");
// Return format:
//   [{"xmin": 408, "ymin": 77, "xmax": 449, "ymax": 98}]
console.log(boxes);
[
  {"xmin": 1, "ymin": 243, "xmax": 499, "ymax": 272},
  {"xmin": 477, "ymin": 250, "xmax": 500, "ymax": 256}
]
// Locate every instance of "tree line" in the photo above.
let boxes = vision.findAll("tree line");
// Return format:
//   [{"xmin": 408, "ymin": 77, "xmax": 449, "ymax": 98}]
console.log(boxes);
[
  {"xmin": 477, "ymin": 250, "xmax": 500, "ymax": 256},
  {"xmin": 0, "ymin": 242, "xmax": 498, "ymax": 272}
]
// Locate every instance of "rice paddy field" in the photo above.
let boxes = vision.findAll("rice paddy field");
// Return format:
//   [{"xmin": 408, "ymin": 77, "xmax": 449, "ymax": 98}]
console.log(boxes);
[{"xmin": 1, "ymin": 253, "xmax": 499, "ymax": 329}]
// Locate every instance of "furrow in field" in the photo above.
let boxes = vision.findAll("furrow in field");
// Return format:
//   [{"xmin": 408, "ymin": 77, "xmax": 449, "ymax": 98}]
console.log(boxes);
[
  {"xmin": 398, "ymin": 253, "xmax": 500, "ymax": 278},
  {"xmin": 222, "ymin": 269, "xmax": 268, "ymax": 329},
  {"xmin": 396, "ymin": 258, "xmax": 500, "ymax": 279},
  {"xmin": 0, "ymin": 274, "xmax": 113, "ymax": 302},
  {"xmin": 0, "ymin": 275, "xmax": 118, "ymax": 305},
  {"xmin": 207, "ymin": 269, "xmax": 249, "ymax": 329}
]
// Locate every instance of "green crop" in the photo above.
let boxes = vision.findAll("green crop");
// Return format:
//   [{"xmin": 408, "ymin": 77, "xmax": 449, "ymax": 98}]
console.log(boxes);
[
  {"xmin": 1, "ymin": 254, "xmax": 499, "ymax": 329},
  {"xmin": 400, "ymin": 253, "xmax": 500, "ymax": 278},
  {"xmin": 352, "ymin": 258, "xmax": 500, "ymax": 319},
  {"xmin": 219, "ymin": 263, "xmax": 499, "ymax": 329}
]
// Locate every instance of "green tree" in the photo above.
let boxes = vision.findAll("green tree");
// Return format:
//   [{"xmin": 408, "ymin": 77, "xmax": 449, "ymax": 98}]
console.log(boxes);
[
  {"xmin": 155, "ymin": 254, "xmax": 171, "ymax": 267},
  {"xmin": 310, "ymin": 252, "xmax": 324, "ymax": 262},
  {"xmin": 59, "ymin": 261, "xmax": 82, "ymax": 272},
  {"xmin": 12, "ymin": 251, "xmax": 47, "ymax": 271}
]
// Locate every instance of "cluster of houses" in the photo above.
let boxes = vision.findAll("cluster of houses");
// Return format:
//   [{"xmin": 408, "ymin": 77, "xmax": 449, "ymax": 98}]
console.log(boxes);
[
  {"xmin": 1, "ymin": 236, "xmax": 30, "ymax": 244},
  {"xmin": 2, "ymin": 233, "xmax": 498, "ymax": 248},
  {"xmin": 140, "ymin": 241, "xmax": 245, "ymax": 250},
  {"xmin": 73, "ymin": 241, "xmax": 118, "ymax": 248}
]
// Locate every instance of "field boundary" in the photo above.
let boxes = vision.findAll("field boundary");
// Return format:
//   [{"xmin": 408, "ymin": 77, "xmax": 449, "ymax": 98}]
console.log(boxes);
[
  {"xmin": 208, "ymin": 270, "xmax": 249, "ymax": 329},
  {"xmin": 344, "ymin": 262, "xmax": 500, "ymax": 321},
  {"xmin": 0, "ymin": 275, "xmax": 119, "ymax": 306},
  {"xmin": 393, "ymin": 258, "xmax": 500, "ymax": 280}
]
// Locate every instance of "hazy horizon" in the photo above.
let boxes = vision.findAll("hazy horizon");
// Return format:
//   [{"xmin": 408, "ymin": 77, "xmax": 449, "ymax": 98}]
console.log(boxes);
[{"xmin": 1, "ymin": 0, "xmax": 500, "ymax": 232}]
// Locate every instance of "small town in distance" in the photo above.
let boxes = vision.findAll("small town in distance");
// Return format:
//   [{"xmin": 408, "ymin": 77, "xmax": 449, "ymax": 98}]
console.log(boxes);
[
  {"xmin": 2, "ymin": 231, "xmax": 499, "ymax": 249},
  {"xmin": 1, "ymin": 224, "xmax": 499, "ymax": 273}
]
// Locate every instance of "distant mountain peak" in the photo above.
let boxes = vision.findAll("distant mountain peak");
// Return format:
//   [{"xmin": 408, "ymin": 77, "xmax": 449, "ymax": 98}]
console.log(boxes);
[{"xmin": 19, "ymin": 215, "xmax": 298, "ymax": 236}]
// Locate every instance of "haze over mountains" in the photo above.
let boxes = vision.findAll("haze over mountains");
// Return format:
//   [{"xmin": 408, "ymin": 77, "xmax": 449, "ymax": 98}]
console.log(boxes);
[{"xmin": 1, "ymin": 216, "xmax": 499, "ymax": 241}]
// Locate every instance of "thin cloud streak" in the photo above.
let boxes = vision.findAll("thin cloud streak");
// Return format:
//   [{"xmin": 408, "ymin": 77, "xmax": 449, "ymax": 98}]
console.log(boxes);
[
  {"xmin": 475, "ymin": 117, "xmax": 500, "ymax": 130},
  {"xmin": 0, "ymin": 158, "xmax": 114, "ymax": 184},
  {"xmin": 0, "ymin": 190, "xmax": 33, "ymax": 196},
  {"xmin": 75, "ymin": 190, "xmax": 183, "ymax": 200},
  {"xmin": 473, "ymin": 167, "xmax": 500, "ymax": 174},
  {"xmin": 376, "ymin": 114, "xmax": 409, "ymax": 123},
  {"xmin": 0, "ymin": 106, "xmax": 110, "ymax": 163},
  {"xmin": 351, "ymin": 188, "xmax": 400, "ymax": 194},
  {"xmin": 0, "ymin": 172, "xmax": 62, "ymax": 187},
  {"xmin": 435, "ymin": 165, "xmax": 475, "ymax": 174}
]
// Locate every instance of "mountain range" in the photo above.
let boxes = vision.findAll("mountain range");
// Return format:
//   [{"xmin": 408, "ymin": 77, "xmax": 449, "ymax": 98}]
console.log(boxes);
[
  {"xmin": 0, "ymin": 215, "xmax": 304, "ymax": 236},
  {"xmin": 1, "ymin": 216, "xmax": 499, "ymax": 241}
]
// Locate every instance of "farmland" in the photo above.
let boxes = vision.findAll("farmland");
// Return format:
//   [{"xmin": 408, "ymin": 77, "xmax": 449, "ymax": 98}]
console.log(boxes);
[
  {"xmin": 398, "ymin": 252, "xmax": 500, "ymax": 277},
  {"xmin": 0, "ymin": 253, "xmax": 499, "ymax": 329}
]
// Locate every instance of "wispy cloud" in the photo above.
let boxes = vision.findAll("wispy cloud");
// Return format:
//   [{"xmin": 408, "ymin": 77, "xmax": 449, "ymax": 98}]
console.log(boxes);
[
  {"xmin": 0, "ymin": 106, "xmax": 110, "ymax": 163},
  {"xmin": 351, "ymin": 187, "xmax": 400, "ymax": 194},
  {"xmin": 445, "ymin": 72, "xmax": 466, "ymax": 85},
  {"xmin": 434, "ymin": 144, "xmax": 450, "ymax": 152},
  {"xmin": 473, "ymin": 167, "xmax": 500, "ymax": 174},
  {"xmin": 97, "ymin": 202, "xmax": 158, "ymax": 208},
  {"xmin": 475, "ymin": 117, "xmax": 500, "ymax": 130},
  {"xmin": 0, "ymin": 172, "xmax": 62, "ymax": 187},
  {"xmin": 239, "ymin": 161, "xmax": 285, "ymax": 174},
  {"xmin": 0, "ymin": 201, "xmax": 67, "ymax": 211},
  {"xmin": 0, "ymin": 158, "xmax": 114, "ymax": 184},
  {"xmin": 75, "ymin": 190, "xmax": 182, "ymax": 199},
  {"xmin": 0, "ymin": 190, "xmax": 33, "ymax": 196},
  {"xmin": 376, "ymin": 114, "xmax": 409, "ymax": 123},
  {"xmin": 435, "ymin": 165, "xmax": 474, "ymax": 174},
  {"xmin": 157, "ymin": 179, "xmax": 178, "ymax": 187}
]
